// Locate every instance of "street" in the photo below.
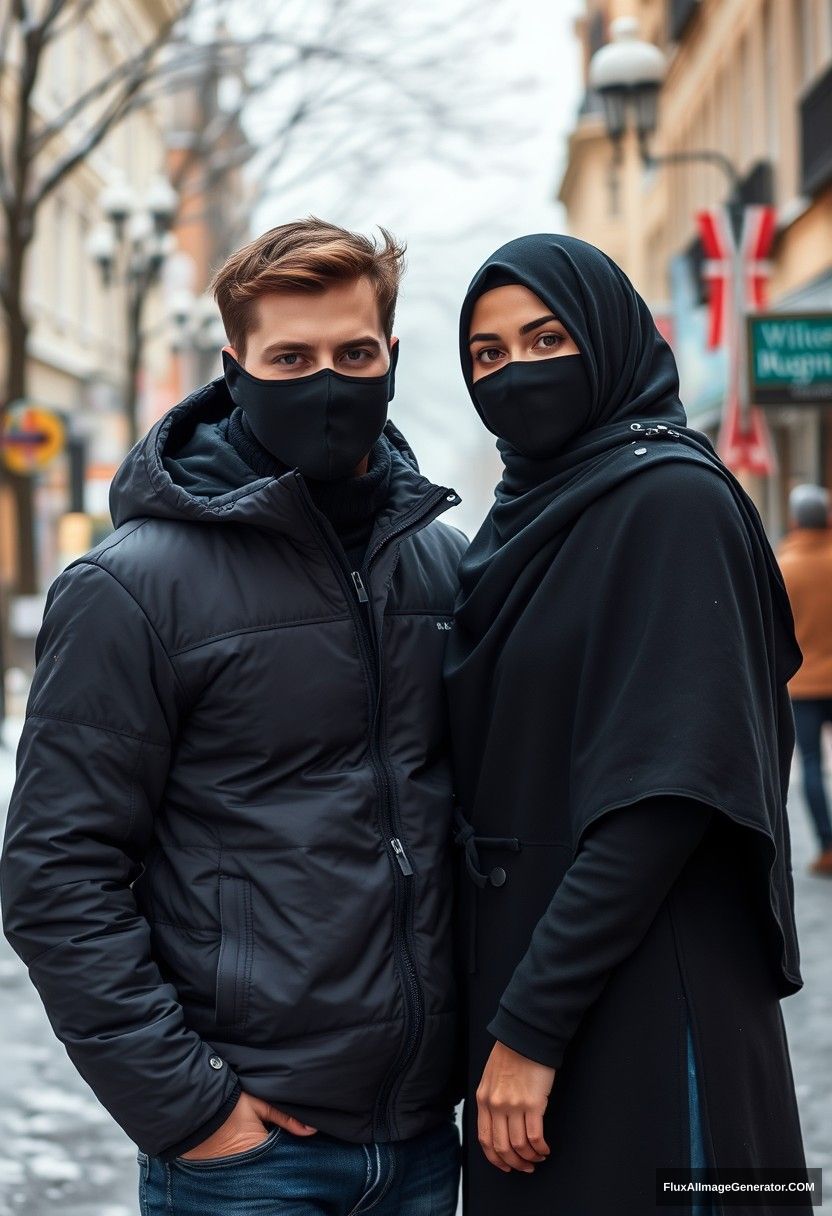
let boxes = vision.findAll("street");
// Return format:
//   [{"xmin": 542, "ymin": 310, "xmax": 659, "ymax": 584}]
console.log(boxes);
[{"xmin": 0, "ymin": 716, "xmax": 829, "ymax": 1215}]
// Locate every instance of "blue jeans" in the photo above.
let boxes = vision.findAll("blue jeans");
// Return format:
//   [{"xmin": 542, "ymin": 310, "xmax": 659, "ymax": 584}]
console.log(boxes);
[
  {"xmin": 137, "ymin": 1115, "xmax": 461, "ymax": 1215},
  {"xmin": 792, "ymin": 697, "xmax": 832, "ymax": 849}
]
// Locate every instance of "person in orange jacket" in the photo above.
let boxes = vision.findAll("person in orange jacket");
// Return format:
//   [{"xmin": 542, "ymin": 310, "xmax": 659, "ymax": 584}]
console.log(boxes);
[{"xmin": 778, "ymin": 483, "xmax": 832, "ymax": 875}]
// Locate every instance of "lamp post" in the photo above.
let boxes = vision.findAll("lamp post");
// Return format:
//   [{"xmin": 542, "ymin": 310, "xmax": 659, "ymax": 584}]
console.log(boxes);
[
  {"xmin": 588, "ymin": 17, "xmax": 742, "ymax": 201},
  {"xmin": 588, "ymin": 18, "xmax": 775, "ymax": 476},
  {"xmin": 171, "ymin": 292, "xmax": 228, "ymax": 389},
  {"xmin": 86, "ymin": 171, "xmax": 178, "ymax": 448}
]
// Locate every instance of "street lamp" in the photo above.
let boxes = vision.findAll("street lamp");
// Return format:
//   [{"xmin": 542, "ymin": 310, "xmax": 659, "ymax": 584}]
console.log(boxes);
[
  {"xmin": 588, "ymin": 17, "xmax": 741, "ymax": 200},
  {"xmin": 588, "ymin": 16, "xmax": 663, "ymax": 158},
  {"xmin": 171, "ymin": 293, "xmax": 227, "ymax": 386},
  {"xmin": 587, "ymin": 17, "xmax": 777, "ymax": 477},
  {"xmin": 85, "ymin": 173, "xmax": 178, "ymax": 447}
]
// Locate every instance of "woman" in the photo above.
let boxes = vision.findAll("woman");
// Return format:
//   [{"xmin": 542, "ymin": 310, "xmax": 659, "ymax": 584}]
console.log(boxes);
[{"xmin": 444, "ymin": 234, "xmax": 811, "ymax": 1216}]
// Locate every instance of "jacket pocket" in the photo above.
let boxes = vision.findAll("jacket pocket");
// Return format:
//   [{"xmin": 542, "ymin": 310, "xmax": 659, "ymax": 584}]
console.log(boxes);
[{"xmin": 214, "ymin": 875, "xmax": 253, "ymax": 1031}]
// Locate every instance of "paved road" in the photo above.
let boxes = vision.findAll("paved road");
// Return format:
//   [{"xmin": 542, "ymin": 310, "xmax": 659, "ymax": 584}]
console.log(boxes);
[{"xmin": 0, "ymin": 717, "xmax": 828, "ymax": 1215}]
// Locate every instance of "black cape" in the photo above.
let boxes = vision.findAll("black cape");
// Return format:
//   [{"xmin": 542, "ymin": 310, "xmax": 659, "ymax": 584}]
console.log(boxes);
[{"xmin": 445, "ymin": 234, "xmax": 809, "ymax": 1215}]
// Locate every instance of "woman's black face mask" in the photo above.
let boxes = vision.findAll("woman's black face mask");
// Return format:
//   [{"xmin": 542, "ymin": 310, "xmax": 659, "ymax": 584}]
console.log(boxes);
[
  {"xmin": 471, "ymin": 353, "xmax": 593, "ymax": 459},
  {"xmin": 222, "ymin": 343, "xmax": 398, "ymax": 481}
]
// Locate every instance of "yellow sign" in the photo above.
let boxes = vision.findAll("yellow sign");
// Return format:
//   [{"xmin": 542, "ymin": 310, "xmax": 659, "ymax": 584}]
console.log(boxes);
[{"xmin": 1, "ymin": 402, "xmax": 65, "ymax": 474}]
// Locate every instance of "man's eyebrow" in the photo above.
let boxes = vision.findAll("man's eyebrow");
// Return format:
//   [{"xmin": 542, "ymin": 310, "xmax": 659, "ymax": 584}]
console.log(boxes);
[
  {"xmin": 260, "ymin": 336, "xmax": 382, "ymax": 357},
  {"xmin": 261, "ymin": 340, "xmax": 316, "ymax": 356},
  {"xmin": 519, "ymin": 314, "xmax": 559, "ymax": 334},
  {"xmin": 336, "ymin": 336, "xmax": 382, "ymax": 350}
]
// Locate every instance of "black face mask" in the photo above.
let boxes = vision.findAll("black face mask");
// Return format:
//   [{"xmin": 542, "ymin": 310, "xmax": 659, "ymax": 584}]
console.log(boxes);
[
  {"xmin": 472, "ymin": 354, "xmax": 593, "ymax": 459},
  {"xmin": 222, "ymin": 344, "xmax": 398, "ymax": 481}
]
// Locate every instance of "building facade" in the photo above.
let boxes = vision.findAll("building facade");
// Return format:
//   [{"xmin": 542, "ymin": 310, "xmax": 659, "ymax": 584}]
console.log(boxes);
[{"xmin": 559, "ymin": 0, "xmax": 832, "ymax": 536}]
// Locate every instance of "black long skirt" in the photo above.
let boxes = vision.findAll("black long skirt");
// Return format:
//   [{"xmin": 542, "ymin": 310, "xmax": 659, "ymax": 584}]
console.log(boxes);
[{"xmin": 457, "ymin": 816, "xmax": 810, "ymax": 1216}]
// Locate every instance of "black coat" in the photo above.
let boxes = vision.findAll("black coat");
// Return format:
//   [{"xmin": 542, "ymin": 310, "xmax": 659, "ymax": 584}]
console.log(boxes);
[
  {"xmin": 1, "ymin": 376, "xmax": 466, "ymax": 1158},
  {"xmin": 445, "ymin": 234, "xmax": 809, "ymax": 1216}
]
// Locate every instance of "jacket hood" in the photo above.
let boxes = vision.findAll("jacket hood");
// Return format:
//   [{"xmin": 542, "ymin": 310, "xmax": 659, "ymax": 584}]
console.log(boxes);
[{"xmin": 109, "ymin": 374, "xmax": 436, "ymax": 535}]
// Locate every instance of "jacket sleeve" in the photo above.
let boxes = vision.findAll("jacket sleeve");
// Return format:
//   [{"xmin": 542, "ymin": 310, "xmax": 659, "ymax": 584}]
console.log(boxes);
[
  {"xmin": 0, "ymin": 558, "xmax": 240, "ymax": 1157},
  {"xmin": 487, "ymin": 794, "xmax": 714, "ymax": 1068}
]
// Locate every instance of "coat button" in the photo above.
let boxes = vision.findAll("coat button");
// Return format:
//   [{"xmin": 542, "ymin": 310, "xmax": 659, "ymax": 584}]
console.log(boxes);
[
  {"xmin": 489, "ymin": 866, "xmax": 507, "ymax": 887},
  {"xmin": 209, "ymin": 1055, "xmax": 224, "ymax": 1070}
]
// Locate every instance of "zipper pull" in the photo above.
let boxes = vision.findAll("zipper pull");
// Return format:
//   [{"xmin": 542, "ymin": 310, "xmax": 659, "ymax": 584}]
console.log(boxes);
[
  {"xmin": 351, "ymin": 571, "xmax": 369, "ymax": 603},
  {"xmin": 391, "ymin": 837, "xmax": 414, "ymax": 876}
]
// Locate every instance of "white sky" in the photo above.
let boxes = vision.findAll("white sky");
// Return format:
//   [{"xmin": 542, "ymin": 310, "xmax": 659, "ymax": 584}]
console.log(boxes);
[{"xmin": 250, "ymin": 0, "xmax": 586, "ymax": 536}]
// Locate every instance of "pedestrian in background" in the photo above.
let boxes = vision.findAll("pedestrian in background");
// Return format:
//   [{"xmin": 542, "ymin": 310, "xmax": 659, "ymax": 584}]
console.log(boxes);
[{"xmin": 778, "ymin": 483, "xmax": 832, "ymax": 876}]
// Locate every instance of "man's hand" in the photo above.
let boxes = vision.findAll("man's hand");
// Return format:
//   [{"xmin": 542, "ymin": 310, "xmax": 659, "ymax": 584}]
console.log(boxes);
[
  {"xmin": 179, "ymin": 1091, "xmax": 318, "ymax": 1160},
  {"xmin": 476, "ymin": 1040, "xmax": 554, "ymax": 1174}
]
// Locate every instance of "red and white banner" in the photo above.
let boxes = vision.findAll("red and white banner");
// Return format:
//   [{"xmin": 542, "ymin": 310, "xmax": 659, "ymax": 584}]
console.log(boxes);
[
  {"xmin": 717, "ymin": 388, "xmax": 778, "ymax": 478},
  {"xmin": 696, "ymin": 204, "xmax": 777, "ymax": 475},
  {"xmin": 697, "ymin": 205, "xmax": 775, "ymax": 348}
]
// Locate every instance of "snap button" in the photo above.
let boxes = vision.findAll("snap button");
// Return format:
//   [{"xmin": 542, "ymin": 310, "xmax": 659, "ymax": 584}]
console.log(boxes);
[
  {"xmin": 209, "ymin": 1055, "xmax": 224, "ymax": 1070},
  {"xmin": 446, "ymin": 493, "xmax": 457, "ymax": 502},
  {"xmin": 489, "ymin": 866, "xmax": 507, "ymax": 887}
]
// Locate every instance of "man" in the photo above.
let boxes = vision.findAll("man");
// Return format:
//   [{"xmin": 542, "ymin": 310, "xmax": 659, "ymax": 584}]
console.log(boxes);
[
  {"xmin": 1, "ymin": 218, "xmax": 466, "ymax": 1213},
  {"xmin": 778, "ymin": 482, "xmax": 832, "ymax": 875}
]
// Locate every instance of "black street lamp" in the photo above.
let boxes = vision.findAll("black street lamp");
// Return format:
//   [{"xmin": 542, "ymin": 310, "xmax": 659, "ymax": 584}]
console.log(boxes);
[
  {"xmin": 587, "ymin": 17, "xmax": 769, "ymax": 474},
  {"xmin": 168, "ymin": 290, "xmax": 227, "ymax": 389},
  {"xmin": 588, "ymin": 16, "xmax": 742, "ymax": 206},
  {"xmin": 86, "ymin": 172, "xmax": 178, "ymax": 446}
]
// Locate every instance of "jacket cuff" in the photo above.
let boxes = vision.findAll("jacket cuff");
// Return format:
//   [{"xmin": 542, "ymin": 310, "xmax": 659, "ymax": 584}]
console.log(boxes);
[
  {"xmin": 486, "ymin": 1004, "xmax": 566, "ymax": 1070},
  {"xmin": 156, "ymin": 1079, "xmax": 243, "ymax": 1161}
]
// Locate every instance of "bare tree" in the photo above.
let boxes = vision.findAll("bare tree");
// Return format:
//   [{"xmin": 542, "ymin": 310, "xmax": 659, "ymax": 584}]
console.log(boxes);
[
  {"xmin": 0, "ymin": 0, "xmax": 514, "ymax": 597},
  {"xmin": 0, "ymin": 0, "xmax": 522, "ymax": 730}
]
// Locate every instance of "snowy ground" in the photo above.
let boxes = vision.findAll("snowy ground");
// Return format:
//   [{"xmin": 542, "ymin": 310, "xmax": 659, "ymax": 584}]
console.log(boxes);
[{"xmin": 0, "ymin": 715, "xmax": 829, "ymax": 1214}]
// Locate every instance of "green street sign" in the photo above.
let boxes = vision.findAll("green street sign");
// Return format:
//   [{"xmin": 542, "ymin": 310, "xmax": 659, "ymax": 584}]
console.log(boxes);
[{"xmin": 747, "ymin": 312, "xmax": 832, "ymax": 405}]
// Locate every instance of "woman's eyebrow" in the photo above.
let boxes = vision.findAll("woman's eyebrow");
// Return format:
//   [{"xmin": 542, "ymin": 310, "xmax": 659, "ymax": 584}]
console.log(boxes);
[
  {"xmin": 519, "ymin": 314, "xmax": 559, "ymax": 334},
  {"xmin": 469, "ymin": 332, "xmax": 501, "ymax": 345}
]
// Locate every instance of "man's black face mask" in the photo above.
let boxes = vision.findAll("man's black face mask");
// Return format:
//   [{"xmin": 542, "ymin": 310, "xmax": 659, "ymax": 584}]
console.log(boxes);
[{"xmin": 222, "ymin": 343, "xmax": 398, "ymax": 481}]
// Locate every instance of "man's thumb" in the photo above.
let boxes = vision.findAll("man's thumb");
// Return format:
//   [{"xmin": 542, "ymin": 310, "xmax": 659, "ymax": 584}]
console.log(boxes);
[{"xmin": 250, "ymin": 1098, "xmax": 317, "ymax": 1136}]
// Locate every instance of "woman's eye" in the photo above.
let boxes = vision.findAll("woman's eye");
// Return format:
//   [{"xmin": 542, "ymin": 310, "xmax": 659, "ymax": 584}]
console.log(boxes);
[
  {"xmin": 535, "ymin": 333, "xmax": 562, "ymax": 350},
  {"xmin": 477, "ymin": 348, "xmax": 504, "ymax": 364}
]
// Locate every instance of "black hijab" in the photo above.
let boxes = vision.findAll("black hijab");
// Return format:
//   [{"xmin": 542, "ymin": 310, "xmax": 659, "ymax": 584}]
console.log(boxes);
[{"xmin": 445, "ymin": 233, "xmax": 803, "ymax": 994}]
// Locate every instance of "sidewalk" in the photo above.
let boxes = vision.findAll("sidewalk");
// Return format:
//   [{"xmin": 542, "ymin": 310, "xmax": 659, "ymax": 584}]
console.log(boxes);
[{"xmin": 0, "ymin": 717, "xmax": 829, "ymax": 1214}]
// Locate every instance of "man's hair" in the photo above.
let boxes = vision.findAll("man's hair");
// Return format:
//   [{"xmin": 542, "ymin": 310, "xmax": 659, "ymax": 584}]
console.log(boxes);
[
  {"xmin": 209, "ymin": 217, "xmax": 406, "ymax": 360},
  {"xmin": 789, "ymin": 483, "xmax": 830, "ymax": 529}
]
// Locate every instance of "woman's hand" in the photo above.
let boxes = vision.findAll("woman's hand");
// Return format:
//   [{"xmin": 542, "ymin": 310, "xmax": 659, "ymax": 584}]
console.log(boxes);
[{"xmin": 476, "ymin": 1041, "xmax": 554, "ymax": 1173}]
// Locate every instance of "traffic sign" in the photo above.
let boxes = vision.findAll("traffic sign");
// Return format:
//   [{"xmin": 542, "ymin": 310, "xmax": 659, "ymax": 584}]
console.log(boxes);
[{"xmin": 0, "ymin": 402, "xmax": 65, "ymax": 474}]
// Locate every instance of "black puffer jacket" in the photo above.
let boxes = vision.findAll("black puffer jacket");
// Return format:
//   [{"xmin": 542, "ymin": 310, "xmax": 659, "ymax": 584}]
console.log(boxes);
[{"xmin": 1, "ymin": 376, "xmax": 466, "ymax": 1158}]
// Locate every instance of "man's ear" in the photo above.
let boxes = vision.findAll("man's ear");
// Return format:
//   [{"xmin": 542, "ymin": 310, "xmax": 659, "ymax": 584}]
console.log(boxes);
[
  {"xmin": 388, "ymin": 336, "xmax": 399, "ymax": 401},
  {"xmin": 222, "ymin": 344, "xmax": 238, "ymax": 363}
]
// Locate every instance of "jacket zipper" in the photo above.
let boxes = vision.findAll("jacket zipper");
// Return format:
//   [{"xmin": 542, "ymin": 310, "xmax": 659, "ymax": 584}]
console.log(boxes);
[{"xmin": 294, "ymin": 477, "xmax": 458, "ymax": 1139}]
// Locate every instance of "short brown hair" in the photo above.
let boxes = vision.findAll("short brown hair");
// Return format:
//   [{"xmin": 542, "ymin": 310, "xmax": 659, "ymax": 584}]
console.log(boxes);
[{"xmin": 209, "ymin": 217, "xmax": 406, "ymax": 359}]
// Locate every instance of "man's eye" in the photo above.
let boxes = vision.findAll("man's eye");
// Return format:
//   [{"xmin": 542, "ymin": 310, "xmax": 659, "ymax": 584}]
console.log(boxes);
[
  {"xmin": 477, "ymin": 348, "xmax": 503, "ymax": 364},
  {"xmin": 341, "ymin": 349, "xmax": 371, "ymax": 364},
  {"xmin": 273, "ymin": 353, "xmax": 302, "ymax": 366}
]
